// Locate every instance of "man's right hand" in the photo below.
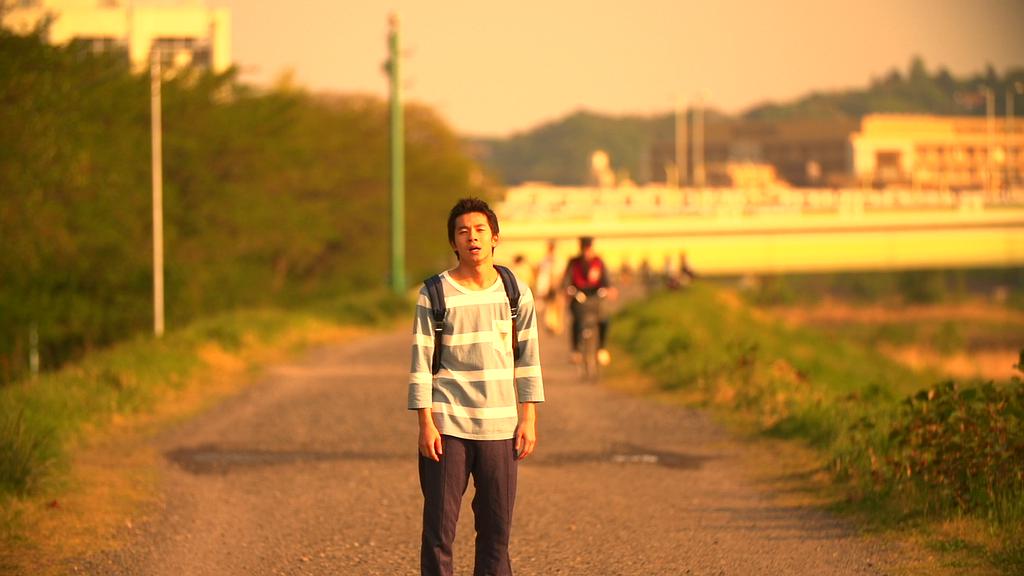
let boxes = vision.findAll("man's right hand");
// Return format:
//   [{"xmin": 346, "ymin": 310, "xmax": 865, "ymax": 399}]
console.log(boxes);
[{"xmin": 418, "ymin": 409, "xmax": 443, "ymax": 461}]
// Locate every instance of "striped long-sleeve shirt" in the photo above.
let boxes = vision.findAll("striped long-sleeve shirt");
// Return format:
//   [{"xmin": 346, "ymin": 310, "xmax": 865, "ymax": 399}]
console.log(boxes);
[{"xmin": 408, "ymin": 270, "xmax": 545, "ymax": 440}]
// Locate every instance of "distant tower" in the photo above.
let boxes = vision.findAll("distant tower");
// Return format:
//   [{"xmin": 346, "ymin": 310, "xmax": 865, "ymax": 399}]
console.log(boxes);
[{"xmin": 590, "ymin": 150, "xmax": 616, "ymax": 188}]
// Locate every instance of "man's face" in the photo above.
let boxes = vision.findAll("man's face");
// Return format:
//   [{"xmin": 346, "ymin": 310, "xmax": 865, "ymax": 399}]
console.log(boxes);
[{"xmin": 451, "ymin": 212, "xmax": 498, "ymax": 263}]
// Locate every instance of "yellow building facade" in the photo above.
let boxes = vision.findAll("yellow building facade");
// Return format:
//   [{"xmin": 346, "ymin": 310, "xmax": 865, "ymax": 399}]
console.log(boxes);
[
  {"xmin": 1, "ymin": 0, "xmax": 231, "ymax": 73},
  {"xmin": 653, "ymin": 113, "xmax": 1024, "ymax": 192},
  {"xmin": 851, "ymin": 114, "xmax": 1024, "ymax": 191}
]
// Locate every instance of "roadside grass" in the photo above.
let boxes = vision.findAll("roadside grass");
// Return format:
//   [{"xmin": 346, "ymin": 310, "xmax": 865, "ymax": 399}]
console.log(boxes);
[
  {"xmin": 785, "ymin": 314, "xmax": 1023, "ymax": 354},
  {"xmin": 611, "ymin": 284, "xmax": 1024, "ymax": 574},
  {"xmin": 764, "ymin": 300, "xmax": 1024, "ymax": 382},
  {"xmin": 0, "ymin": 290, "xmax": 409, "ymax": 570}
]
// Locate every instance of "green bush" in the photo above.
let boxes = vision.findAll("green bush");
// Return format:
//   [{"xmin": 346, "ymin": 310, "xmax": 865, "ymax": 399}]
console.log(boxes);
[
  {"xmin": 308, "ymin": 290, "xmax": 411, "ymax": 326},
  {"xmin": 614, "ymin": 285, "xmax": 912, "ymax": 440},
  {"xmin": 898, "ymin": 270, "xmax": 950, "ymax": 304},
  {"xmin": 0, "ymin": 411, "xmax": 48, "ymax": 496},
  {"xmin": 886, "ymin": 359, "xmax": 1024, "ymax": 518},
  {"xmin": 614, "ymin": 286, "xmax": 1023, "ymax": 531}
]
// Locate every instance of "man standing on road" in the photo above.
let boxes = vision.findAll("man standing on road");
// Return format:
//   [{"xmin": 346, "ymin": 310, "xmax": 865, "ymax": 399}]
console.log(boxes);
[{"xmin": 408, "ymin": 197, "xmax": 545, "ymax": 576}]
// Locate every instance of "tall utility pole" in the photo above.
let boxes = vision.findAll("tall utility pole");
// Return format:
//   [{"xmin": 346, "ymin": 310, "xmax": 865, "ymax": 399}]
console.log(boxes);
[
  {"xmin": 985, "ymin": 86, "xmax": 994, "ymax": 195},
  {"xmin": 29, "ymin": 324, "xmax": 39, "ymax": 379},
  {"xmin": 693, "ymin": 95, "xmax": 705, "ymax": 188},
  {"xmin": 1008, "ymin": 85, "xmax": 1014, "ymax": 191},
  {"xmin": 1007, "ymin": 82, "xmax": 1023, "ymax": 190},
  {"xmin": 674, "ymin": 98, "xmax": 688, "ymax": 188},
  {"xmin": 150, "ymin": 48, "xmax": 165, "ymax": 337},
  {"xmin": 387, "ymin": 13, "xmax": 405, "ymax": 293}
]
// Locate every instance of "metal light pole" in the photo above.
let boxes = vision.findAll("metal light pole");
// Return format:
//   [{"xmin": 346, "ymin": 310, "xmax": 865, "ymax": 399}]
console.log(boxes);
[
  {"xmin": 985, "ymin": 86, "xmax": 994, "ymax": 195},
  {"xmin": 674, "ymin": 98, "xmax": 688, "ymax": 188},
  {"xmin": 1008, "ymin": 82, "xmax": 1024, "ymax": 189},
  {"xmin": 1007, "ymin": 85, "xmax": 1014, "ymax": 191},
  {"xmin": 387, "ymin": 13, "xmax": 405, "ymax": 293},
  {"xmin": 693, "ymin": 94, "xmax": 705, "ymax": 188},
  {"xmin": 29, "ymin": 323, "xmax": 39, "ymax": 379},
  {"xmin": 150, "ymin": 49, "xmax": 165, "ymax": 336}
]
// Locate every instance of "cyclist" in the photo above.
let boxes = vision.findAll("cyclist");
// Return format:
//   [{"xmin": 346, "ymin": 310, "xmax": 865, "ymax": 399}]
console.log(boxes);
[{"xmin": 563, "ymin": 236, "xmax": 615, "ymax": 366}]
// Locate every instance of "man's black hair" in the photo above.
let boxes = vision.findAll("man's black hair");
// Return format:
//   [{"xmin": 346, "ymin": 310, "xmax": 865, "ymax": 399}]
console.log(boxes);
[
  {"xmin": 579, "ymin": 236, "xmax": 594, "ymax": 250},
  {"xmin": 447, "ymin": 197, "xmax": 500, "ymax": 247}
]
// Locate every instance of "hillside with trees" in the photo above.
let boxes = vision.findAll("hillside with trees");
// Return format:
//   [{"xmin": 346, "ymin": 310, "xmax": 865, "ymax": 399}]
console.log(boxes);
[
  {"xmin": 0, "ymin": 30, "xmax": 490, "ymax": 382},
  {"xmin": 473, "ymin": 57, "xmax": 1024, "ymax": 186}
]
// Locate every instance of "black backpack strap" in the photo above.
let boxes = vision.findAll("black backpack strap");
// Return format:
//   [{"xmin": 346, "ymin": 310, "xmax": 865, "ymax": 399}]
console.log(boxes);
[
  {"xmin": 424, "ymin": 274, "xmax": 446, "ymax": 375},
  {"xmin": 494, "ymin": 265, "xmax": 522, "ymax": 362}
]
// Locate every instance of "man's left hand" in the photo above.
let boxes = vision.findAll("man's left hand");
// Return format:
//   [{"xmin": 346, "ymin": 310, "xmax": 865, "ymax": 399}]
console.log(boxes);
[{"xmin": 514, "ymin": 408, "xmax": 537, "ymax": 461}]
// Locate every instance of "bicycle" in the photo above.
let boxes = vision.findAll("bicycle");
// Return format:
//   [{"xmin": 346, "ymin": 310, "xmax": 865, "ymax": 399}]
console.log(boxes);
[{"xmin": 568, "ymin": 286, "xmax": 607, "ymax": 381}]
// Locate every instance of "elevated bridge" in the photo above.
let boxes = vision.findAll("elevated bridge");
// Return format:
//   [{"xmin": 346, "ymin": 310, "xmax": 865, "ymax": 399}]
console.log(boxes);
[{"xmin": 495, "ymin": 188, "xmax": 1024, "ymax": 276}]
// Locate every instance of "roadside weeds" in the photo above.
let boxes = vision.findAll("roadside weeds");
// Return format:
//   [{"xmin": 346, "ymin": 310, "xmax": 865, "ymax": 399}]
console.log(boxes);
[{"xmin": 0, "ymin": 311, "xmax": 386, "ymax": 575}]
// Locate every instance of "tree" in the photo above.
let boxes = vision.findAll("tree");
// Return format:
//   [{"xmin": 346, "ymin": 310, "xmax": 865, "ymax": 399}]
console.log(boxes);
[{"xmin": 0, "ymin": 31, "xmax": 491, "ymax": 382}]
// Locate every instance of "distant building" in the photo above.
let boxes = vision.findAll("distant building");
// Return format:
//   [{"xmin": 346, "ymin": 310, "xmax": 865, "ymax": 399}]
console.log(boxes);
[
  {"xmin": 706, "ymin": 162, "xmax": 788, "ymax": 189},
  {"xmin": 652, "ymin": 113, "xmax": 1024, "ymax": 191},
  {"xmin": 652, "ymin": 116, "xmax": 857, "ymax": 188},
  {"xmin": 1, "ymin": 0, "xmax": 231, "ymax": 73},
  {"xmin": 851, "ymin": 114, "xmax": 1024, "ymax": 191}
]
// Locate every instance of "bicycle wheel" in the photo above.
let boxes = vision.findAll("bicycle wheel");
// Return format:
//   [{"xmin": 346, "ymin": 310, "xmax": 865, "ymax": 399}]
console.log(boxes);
[{"xmin": 581, "ymin": 323, "xmax": 599, "ymax": 382}]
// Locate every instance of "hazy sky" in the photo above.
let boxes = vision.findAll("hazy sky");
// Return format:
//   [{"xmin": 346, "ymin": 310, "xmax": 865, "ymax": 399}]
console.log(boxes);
[{"xmin": 209, "ymin": 0, "xmax": 1023, "ymax": 137}]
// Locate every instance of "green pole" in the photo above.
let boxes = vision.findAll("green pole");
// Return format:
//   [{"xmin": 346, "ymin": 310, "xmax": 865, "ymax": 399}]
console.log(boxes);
[{"xmin": 388, "ymin": 13, "xmax": 405, "ymax": 293}]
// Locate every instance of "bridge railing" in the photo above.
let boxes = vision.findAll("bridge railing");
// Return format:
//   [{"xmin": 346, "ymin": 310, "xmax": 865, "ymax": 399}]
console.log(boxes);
[{"xmin": 498, "ymin": 186, "xmax": 1024, "ymax": 222}]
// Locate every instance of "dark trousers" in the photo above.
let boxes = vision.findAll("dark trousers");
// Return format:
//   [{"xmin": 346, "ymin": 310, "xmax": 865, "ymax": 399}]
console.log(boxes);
[{"xmin": 419, "ymin": 435, "xmax": 517, "ymax": 576}]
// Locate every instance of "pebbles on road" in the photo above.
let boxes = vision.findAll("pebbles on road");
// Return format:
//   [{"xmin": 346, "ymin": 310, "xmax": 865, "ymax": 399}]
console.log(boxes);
[{"xmin": 70, "ymin": 327, "xmax": 893, "ymax": 575}]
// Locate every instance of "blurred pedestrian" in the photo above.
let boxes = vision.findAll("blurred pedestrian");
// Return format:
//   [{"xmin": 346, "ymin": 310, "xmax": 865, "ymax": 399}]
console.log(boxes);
[
  {"xmin": 679, "ymin": 251, "xmax": 698, "ymax": 287},
  {"xmin": 509, "ymin": 254, "xmax": 535, "ymax": 292},
  {"xmin": 534, "ymin": 240, "xmax": 563, "ymax": 334},
  {"xmin": 666, "ymin": 251, "xmax": 698, "ymax": 290},
  {"xmin": 664, "ymin": 254, "xmax": 681, "ymax": 290}
]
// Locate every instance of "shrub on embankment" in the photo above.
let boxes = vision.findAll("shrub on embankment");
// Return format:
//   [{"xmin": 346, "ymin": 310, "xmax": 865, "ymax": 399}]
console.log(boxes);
[
  {"xmin": 612, "ymin": 285, "xmax": 1024, "ymax": 545},
  {"xmin": 885, "ymin": 378, "xmax": 1024, "ymax": 519},
  {"xmin": 1, "ymin": 30, "xmax": 489, "ymax": 383},
  {"xmin": 0, "ymin": 292, "xmax": 407, "ymax": 500}
]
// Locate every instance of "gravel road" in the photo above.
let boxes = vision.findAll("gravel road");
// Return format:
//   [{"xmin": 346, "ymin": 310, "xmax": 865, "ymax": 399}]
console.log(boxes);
[{"xmin": 70, "ymin": 326, "xmax": 894, "ymax": 575}]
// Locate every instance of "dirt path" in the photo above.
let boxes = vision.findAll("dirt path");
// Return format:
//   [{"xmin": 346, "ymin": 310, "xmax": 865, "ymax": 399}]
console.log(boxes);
[{"xmin": 69, "ymin": 326, "xmax": 899, "ymax": 575}]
